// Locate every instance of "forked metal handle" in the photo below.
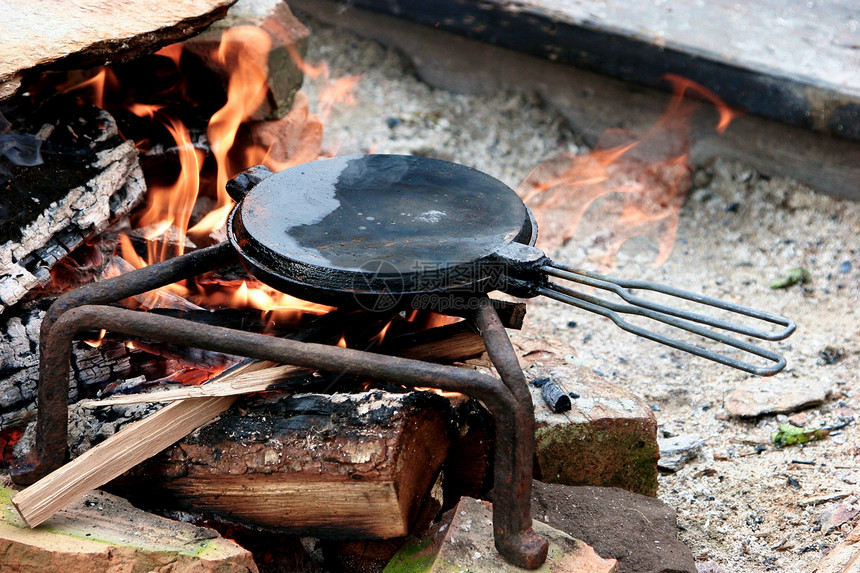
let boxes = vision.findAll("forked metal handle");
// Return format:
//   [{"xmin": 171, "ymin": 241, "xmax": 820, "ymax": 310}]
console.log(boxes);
[{"xmin": 538, "ymin": 261, "xmax": 795, "ymax": 376}]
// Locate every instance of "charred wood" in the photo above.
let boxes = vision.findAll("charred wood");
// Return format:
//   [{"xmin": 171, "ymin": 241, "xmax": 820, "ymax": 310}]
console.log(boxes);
[
  {"xmin": 0, "ymin": 305, "xmax": 319, "ymax": 430},
  {"xmin": 538, "ymin": 379, "xmax": 572, "ymax": 413},
  {"xmin": 0, "ymin": 98, "xmax": 145, "ymax": 313},
  {"xmin": 442, "ymin": 398, "xmax": 495, "ymax": 508}
]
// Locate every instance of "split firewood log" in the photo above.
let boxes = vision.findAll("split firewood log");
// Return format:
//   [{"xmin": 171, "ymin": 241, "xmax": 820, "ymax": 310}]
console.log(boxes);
[{"xmin": 110, "ymin": 389, "xmax": 454, "ymax": 539}]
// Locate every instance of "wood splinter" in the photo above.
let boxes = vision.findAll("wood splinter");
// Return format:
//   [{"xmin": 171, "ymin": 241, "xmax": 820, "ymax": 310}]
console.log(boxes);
[{"xmin": 10, "ymin": 359, "xmax": 281, "ymax": 528}]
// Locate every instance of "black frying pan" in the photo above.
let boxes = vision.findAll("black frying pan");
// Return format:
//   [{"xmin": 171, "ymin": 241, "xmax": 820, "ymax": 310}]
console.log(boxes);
[{"xmin": 226, "ymin": 154, "xmax": 795, "ymax": 375}]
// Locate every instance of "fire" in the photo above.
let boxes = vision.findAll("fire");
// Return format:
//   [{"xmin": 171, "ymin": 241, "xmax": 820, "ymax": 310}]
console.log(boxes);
[
  {"xmin": 283, "ymin": 41, "xmax": 362, "ymax": 124},
  {"xmin": 190, "ymin": 26, "xmax": 272, "ymax": 240},
  {"xmin": 414, "ymin": 387, "xmax": 464, "ymax": 399},
  {"xmin": 57, "ymin": 25, "xmax": 357, "ymax": 385},
  {"xmin": 203, "ymin": 280, "xmax": 333, "ymax": 323},
  {"xmin": 403, "ymin": 310, "xmax": 460, "ymax": 330},
  {"xmin": 62, "ymin": 68, "xmax": 112, "ymax": 108},
  {"xmin": 57, "ymin": 24, "xmax": 358, "ymax": 324},
  {"xmin": 372, "ymin": 320, "xmax": 393, "ymax": 344},
  {"xmin": 518, "ymin": 74, "xmax": 741, "ymax": 267},
  {"xmin": 127, "ymin": 106, "xmax": 203, "ymax": 263},
  {"xmin": 83, "ymin": 329, "xmax": 107, "ymax": 348}
]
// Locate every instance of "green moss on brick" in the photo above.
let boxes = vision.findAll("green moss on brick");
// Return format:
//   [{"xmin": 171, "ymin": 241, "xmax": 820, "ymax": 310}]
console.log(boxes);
[
  {"xmin": 383, "ymin": 537, "xmax": 437, "ymax": 573},
  {"xmin": 534, "ymin": 419, "xmax": 659, "ymax": 496}
]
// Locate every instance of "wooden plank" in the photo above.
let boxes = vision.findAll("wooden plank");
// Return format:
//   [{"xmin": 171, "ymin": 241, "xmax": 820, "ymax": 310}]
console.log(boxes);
[
  {"xmin": 78, "ymin": 362, "xmax": 303, "ymax": 407},
  {"xmin": 11, "ymin": 394, "xmax": 237, "ymax": 527},
  {"xmin": 345, "ymin": 0, "xmax": 860, "ymax": 142},
  {"xmin": 0, "ymin": 0, "xmax": 237, "ymax": 100}
]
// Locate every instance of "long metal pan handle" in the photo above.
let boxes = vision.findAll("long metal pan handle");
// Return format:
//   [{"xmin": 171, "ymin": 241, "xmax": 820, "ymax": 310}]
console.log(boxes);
[
  {"xmin": 538, "ymin": 262, "xmax": 796, "ymax": 376},
  {"xmin": 543, "ymin": 263, "xmax": 796, "ymax": 340}
]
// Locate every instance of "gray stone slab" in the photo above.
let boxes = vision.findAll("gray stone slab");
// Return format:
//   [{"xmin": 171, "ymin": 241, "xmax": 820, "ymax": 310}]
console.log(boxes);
[
  {"xmin": 344, "ymin": 0, "xmax": 860, "ymax": 141},
  {"xmin": 725, "ymin": 378, "xmax": 833, "ymax": 417}
]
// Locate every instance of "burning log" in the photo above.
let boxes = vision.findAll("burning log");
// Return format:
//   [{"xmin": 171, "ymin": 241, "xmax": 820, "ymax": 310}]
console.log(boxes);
[
  {"xmin": 0, "ymin": 305, "xmax": 309, "ymax": 430},
  {"xmin": 384, "ymin": 321, "xmax": 489, "ymax": 363},
  {"xmin": 69, "ymin": 307, "xmax": 520, "ymax": 408},
  {"xmin": 0, "ymin": 100, "xmax": 145, "ymax": 313},
  {"xmin": 77, "ymin": 361, "xmax": 307, "ymax": 406}
]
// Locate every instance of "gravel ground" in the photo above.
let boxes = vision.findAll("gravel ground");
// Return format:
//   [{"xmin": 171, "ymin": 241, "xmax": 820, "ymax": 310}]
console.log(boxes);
[{"xmin": 299, "ymin": 17, "xmax": 860, "ymax": 573}]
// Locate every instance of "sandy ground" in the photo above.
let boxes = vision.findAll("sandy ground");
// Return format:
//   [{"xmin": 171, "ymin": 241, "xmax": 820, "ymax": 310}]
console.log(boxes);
[{"xmin": 297, "ymin": 16, "xmax": 860, "ymax": 573}]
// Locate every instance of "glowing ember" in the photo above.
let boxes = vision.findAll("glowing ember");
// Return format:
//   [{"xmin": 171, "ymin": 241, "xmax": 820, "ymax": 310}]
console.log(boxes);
[{"xmin": 518, "ymin": 74, "xmax": 741, "ymax": 268}]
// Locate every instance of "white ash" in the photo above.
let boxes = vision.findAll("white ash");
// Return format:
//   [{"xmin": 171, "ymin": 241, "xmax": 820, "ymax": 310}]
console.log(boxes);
[
  {"xmin": 67, "ymin": 401, "xmax": 164, "ymax": 458},
  {"xmin": 10, "ymin": 400, "xmax": 163, "ymax": 461}
]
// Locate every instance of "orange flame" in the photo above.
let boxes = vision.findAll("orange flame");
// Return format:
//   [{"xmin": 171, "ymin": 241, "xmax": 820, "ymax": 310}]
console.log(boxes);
[
  {"xmin": 105, "ymin": 26, "xmax": 353, "ymax": 320},
  {"xmin": 203, "ymin": 280, "xmax": 332, "ymax": 323},
  {"xmin": 414, "ymin": 387, "xmax": 464, "ymax": 399},
  {"xmin": 128, "ymin": 107, "xmax": 203, "ymax": 263},
  {"xmin": 190, "ymin": 26, "xmax": 273, "ymax": 240},
  {"xmin": 518, "ymin": 74, "xmax": 741, "ymax": 267},
  {"xmin": 83, "ymin": 329, "xmax": 107, "ymax": 348},
  {"xmin": 371, "ymin": 320, "xmax": 393, "ymax": 345},
  {"xmin": 62, "ymin": 68, "xmax": 112, "ymax": 108},
  {"xmin": 283, "ymin": 42, "xmax": 362, "ymax": 124},
  {"xmin": 54, "ymin": 23, "xmax": 367, "ymax": 370},
  {"xmin": 156, "ymin": 43, "xmax": 184, "ymax": 68},
  {"xmin": 662, "ymin": 74, "xmax": 741, "ymax": 135},
  {"xmin": 406, "ymin": 311, "xmax": 461, "ymax": 330}
]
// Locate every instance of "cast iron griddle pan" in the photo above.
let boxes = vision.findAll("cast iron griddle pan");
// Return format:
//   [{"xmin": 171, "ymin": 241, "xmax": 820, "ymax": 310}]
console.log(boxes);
[{"xmin": 227, "ymin": 155, "xmax": 795, "ymax": 375}]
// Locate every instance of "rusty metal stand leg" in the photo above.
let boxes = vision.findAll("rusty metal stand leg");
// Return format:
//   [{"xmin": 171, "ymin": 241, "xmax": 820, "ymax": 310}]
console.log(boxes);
[
  {"xmin": 12, "ymin": 302, "xmax": 548, "ymax": 569},
  {"xmin": 11, "ymin": 242, "xmax": 236, "ymax": 483},
  {"xmin": 472, "ymin": 298, "xmax": 549, "ymax": 569}
]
